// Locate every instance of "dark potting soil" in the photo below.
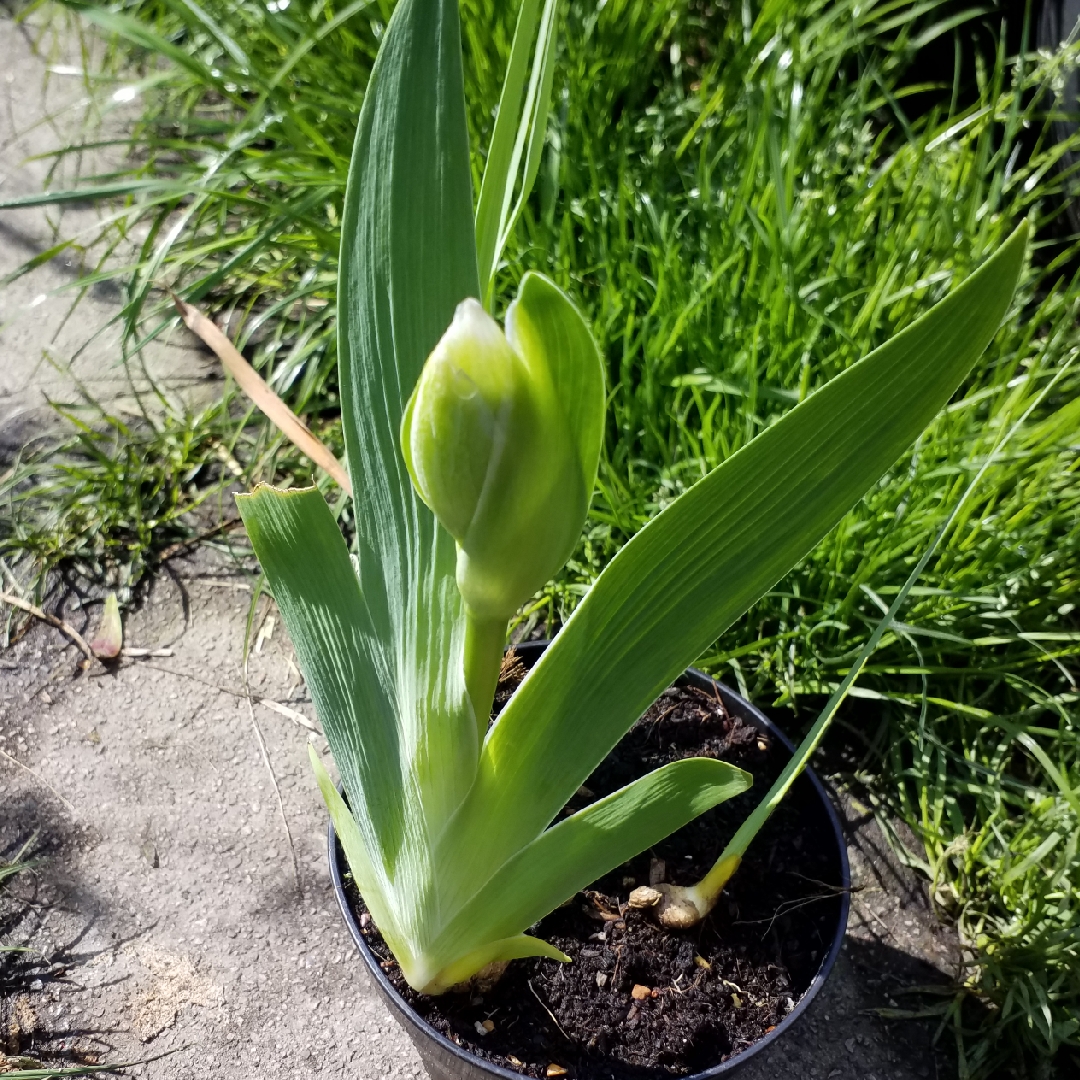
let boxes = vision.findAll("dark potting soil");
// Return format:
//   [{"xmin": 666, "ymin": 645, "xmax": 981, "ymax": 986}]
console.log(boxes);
[{"xmin": 342, "ymin": 658, "xmax": 844, "ymax": 1078}]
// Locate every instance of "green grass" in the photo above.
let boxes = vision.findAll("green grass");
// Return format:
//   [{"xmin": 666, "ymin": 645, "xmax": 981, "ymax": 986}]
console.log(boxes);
[
  {"xmin": 0, "ymin": 837, "xmax": 37, "ymax": 917},
  {"xmin": 1, "ymin": 0, "xmax": 1078, "ymax": 1076},
  {"xmin": 0, "ymin": 375, "xmax": 331, "ymax": 612}
]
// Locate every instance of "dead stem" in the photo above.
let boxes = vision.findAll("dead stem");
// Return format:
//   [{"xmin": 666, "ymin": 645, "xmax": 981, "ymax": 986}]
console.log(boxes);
[
  {"xmin": 0, "ymin": 591, "xmax": 94, "ymax": 664},
  {"xmin": 0, "ymin": 747, "xmax": 76, "ymax": 814}
]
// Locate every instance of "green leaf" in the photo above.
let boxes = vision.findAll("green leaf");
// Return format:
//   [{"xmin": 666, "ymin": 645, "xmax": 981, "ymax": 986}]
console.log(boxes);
[
  {"xmin": 309, "ymin": 746, "xmax": 409, "ymax": 970},
  {"xmin": 507, "ymin": 271, "xmax": 606, "ymax": 497},
  {"xmin": 239, "ymin": 483, "xmax": 488, "ymax": 988},
  {"xmin": 77, "ymin": 8, "xmax": 220, "ymax": 83},
  {"xmin": 474, "ymin": 0, "xmax": 542, "ymax": 295},
  {"xmin": 0, "ymin": 240, "xmax": 75, "ymax": 288},
  {"xmin": 0, "ymin": 179, "xmax": 191, "ymax": 210},
  {"xmin": 1017, "ymin": 733, "xmax": 1080, "ymax": 817},
  {"xmin": 430, "ymin": 757, "xmax": 750, "ymax": 965},
  {"xmin": 679, "ymin": 340, "xmax": 1080, "ymax": 912},
  {"xmin": 439, "ymin": 221, "xmax": 1030, "ymax": 904},
  {"xmin": 335, "ymin": 0, "xmax": 481, "ymax": 834},
  {"xmin": 162, "ymin": 0, "xmax": 252, "ymax": 72},
  {"xmin": 474, "ymin": 0, "xmax": 561, "ymax": 303},
  {"xmin": 236, "ymin": 487, "xmax": 406, "ymax": 879},
  {"xmin": 423, "ymin": 934, "xmax": 569, "ymax": 995},
  {"xmin": 240, "ymin": 0, "xmax": 487, "ymax": 992},
  {"xmin": 341, "ymin": 0, "xmax": 480, "ymax": 805},
  {"xmin": 689, "ymin": 357, "xmax": 1071, "ymax": 911}
]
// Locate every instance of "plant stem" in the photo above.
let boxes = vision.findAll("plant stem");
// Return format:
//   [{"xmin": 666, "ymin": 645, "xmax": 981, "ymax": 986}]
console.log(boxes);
[{"xmin": 464, "ymin": 611, "xmax": 507, "ymax": 743}]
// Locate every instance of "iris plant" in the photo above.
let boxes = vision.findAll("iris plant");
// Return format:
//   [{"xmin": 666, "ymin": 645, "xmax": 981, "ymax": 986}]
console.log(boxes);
[{"xmin": 237, "ymin": 0, "xmax": 1027, "ymax": 994}]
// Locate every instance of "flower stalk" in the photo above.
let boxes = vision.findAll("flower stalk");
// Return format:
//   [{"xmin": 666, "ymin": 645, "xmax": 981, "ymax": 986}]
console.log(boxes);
[{"xmin": 401, "ymin": 280, "xmax": 606, "ymax": 723}]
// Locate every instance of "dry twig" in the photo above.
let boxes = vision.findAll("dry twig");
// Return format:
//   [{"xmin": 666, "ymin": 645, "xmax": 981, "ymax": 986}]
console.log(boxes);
[
  {"xmin": 0, "ymin": 591, "xmax": 94, "ymax": 663},
  {"xmin": 173, "ymin": 294, "xmax": 352, "ymax": 494},
  {"xmin": 0, "ymin": 747, "xmax": 76, "ymax": 814},
  {"xmin": 259, "ymin": 698, "xmax": 320, "ymax": 734},
  {"xmin": 158, "ymin": 517, "xmax": 244, "ymax": 563}
]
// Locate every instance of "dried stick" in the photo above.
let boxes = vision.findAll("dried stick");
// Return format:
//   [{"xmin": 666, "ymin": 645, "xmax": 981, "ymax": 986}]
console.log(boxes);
[
  {"xmin": 173, "ymin": 294, "xmax": 352, "ymax": 494},
  {"xmin": 0, "ymin": 747, "xmax": 76, "ymax": 814},
  {"xmin": 245, "ymin": 695, "xmax": 302, "ymax": 896},
  {"xmin": 158, "ymin": 517, "xmax": 244, "ymax": 563},
  {"xmin": 0, "ymin": 591, "xmax": 94, "ymax": 662}
]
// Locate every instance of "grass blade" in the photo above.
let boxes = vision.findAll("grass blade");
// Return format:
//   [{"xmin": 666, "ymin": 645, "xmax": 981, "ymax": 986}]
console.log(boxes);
[{"xmin": 0, "ymin": 180, "xmax": 190, "ymax": 209}]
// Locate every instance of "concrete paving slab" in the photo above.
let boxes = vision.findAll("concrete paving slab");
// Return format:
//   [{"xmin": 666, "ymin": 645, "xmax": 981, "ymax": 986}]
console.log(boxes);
[{"xmin": 1, "ymin": 554, "xmax": 422, "ymax": 1079}]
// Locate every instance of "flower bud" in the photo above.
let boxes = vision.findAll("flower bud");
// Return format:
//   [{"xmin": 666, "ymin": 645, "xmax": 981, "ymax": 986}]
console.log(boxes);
[{"xmin": 401, "ymin": 275, "xmax": 604, "ymax": 622}]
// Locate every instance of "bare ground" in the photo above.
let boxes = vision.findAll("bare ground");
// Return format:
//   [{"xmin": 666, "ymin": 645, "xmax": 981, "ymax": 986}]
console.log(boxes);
[{"xmin": 0, "ymin": 6, "xmax": 218, "ymax": 457}]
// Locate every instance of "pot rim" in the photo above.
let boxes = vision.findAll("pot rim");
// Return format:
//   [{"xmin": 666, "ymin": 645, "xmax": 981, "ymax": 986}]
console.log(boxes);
[{"xmin": 329, "ymin": 647, "xmax": 851, "ymax": 1079}]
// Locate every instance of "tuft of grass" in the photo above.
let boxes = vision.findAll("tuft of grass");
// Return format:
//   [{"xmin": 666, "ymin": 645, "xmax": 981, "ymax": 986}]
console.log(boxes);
[
  {"xmin": 0, "ymin": 377, "xmax": 339, "ymax": 610},
  {"xmin": 1, "ymin": 0, "xmax": 1078, "ymax": 1076},
  {"xmin": 0, "ymin": 837, "xmax": 37, "ymax": 911},
  {"xmin": 1, "ymin": 395, "xmax": 231, "ymax": 605}
]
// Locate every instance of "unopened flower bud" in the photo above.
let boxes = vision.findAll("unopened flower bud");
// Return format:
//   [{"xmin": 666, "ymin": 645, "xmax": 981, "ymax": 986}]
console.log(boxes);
[{"xmin": 401, "ymin": 274, "xmax": 604, "ymax": 622}]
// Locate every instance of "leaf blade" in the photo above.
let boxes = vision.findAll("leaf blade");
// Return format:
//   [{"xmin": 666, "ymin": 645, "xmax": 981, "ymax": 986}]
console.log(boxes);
[
  {"xmin": 474, "ymin": 0, "xmax": 560, "ymax": 302},
  {"xmin": 507, "ymin": 271, "xmax": 606, "ymax": 496},
  {"xmin": 494, "ymin": 0, "xmax": 560, "ymax": 280},
  {"xmin": 424, "ymin": 934, "xmax": 569, "ymax": 994},
  {"xmin": 431, "ymin": 758, "xmax": 751, "ymax": 966},
  {"xmin": 236, "ymin": 485, "xmax": 406, "ymax": 876},
  {"xmin": 474, "ymin": 0, "xmax": 544, "ymax": 296},
  {"xmin": 441, "ymin": 221, "xmax": 1030, "ymax": 904},
  {"xmin": 310, "ymin": 746, "xmax": 410, "ymax": 972},
  {"xmin": 337, "ymin": 0, "xmax": 480, "ymax": 838}
]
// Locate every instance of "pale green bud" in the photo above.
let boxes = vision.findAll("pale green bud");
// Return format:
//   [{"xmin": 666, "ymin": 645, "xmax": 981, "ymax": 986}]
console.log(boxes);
[{"xmin": 401, "ymin": 274, "xmax": 605, "ymax": 623}]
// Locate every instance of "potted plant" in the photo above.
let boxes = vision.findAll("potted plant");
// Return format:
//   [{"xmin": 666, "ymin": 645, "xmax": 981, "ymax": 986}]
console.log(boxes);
[
  {"xmin": 329, "ymin": 641, "xmax": 853, "ymax": 1078},
  {"xmin": 234, "ymin": 0, "xmax": 1028, "ymax": 1074}
]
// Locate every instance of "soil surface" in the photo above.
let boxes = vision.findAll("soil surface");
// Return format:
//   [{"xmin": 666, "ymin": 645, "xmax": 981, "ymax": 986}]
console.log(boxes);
[{"xmin": 349, "ymin": 667, "xmax": 845, "ymax": 1078}]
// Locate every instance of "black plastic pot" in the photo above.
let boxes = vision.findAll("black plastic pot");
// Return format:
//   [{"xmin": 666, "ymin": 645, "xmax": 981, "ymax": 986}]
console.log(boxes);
[{"xmin": 330, "ymin": 641, "xmax": 851, "ymax": 1080}]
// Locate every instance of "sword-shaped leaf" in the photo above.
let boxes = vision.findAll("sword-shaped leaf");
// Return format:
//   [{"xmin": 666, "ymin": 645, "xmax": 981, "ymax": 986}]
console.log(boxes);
[
  {"xmin": 475, "ymin": 0, "xmax": 561, "ymax": 304},
  {"xmin": 237, "ymin": 486, "xmax": 404, "ymax": 880},
  {"xmin": 438, "ymin": 221, "xmax": 1029, "ymax": 904},
  {"xmin": 430, "ymin": 757, "xmax": 751, "ymax": 966},
  {"xmin": 335, "ymin": 0, "xmax": 481, "ymax": 837},
  {"xmin": 241, "ymin": 0, "xmax": 483, "ymax": 990}
]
